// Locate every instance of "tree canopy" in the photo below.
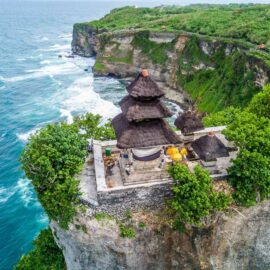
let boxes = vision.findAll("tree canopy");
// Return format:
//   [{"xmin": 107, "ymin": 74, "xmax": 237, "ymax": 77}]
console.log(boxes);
[
  {"xmin": 203, "ymin": 85, "xmax": 270, "ymax": 206},
  {"xmin": 168, "ymin": 163, "xmax": 230, "ymax": 229},
  {"xmin": 14, "ymin": 228, "xmax": 66, "ymax": 270}
]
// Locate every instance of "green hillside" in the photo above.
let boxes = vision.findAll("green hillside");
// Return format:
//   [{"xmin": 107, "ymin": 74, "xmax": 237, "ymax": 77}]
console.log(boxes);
[{"xmin": 77, "ymin": 4, "xmax": 270, "ymax": 46}]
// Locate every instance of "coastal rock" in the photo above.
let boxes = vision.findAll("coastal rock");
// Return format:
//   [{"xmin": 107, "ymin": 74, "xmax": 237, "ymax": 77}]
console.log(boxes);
[
  {"xmin": 52, "ymin": 200, "xmax": 270, "ymax": 270},
  {"xmin": 71, "ymin": 26, "xmax": 270, "ymax": 110}
]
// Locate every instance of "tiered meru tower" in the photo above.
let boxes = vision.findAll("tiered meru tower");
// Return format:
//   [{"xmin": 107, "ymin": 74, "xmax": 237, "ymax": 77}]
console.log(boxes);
[{"xmin": 112, "ymin": 70, "xmax": 180, "ymax": 185}]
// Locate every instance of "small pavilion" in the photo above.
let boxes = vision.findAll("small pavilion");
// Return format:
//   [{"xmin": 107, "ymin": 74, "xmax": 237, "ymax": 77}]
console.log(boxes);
[
  {"xmin": 112, "ymin": 70, "xmax": 181, "ymax": 184},
  {"xmin": 191, "ymin": 132, "xmax": 229, "ymax": 162},
  {"xmin": 174, "ymin": 110, "xmax": 204, "ymax": 136}
]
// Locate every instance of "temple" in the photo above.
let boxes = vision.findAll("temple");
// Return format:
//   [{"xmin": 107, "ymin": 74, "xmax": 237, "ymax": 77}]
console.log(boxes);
[
  {"xmin": 112, "ymin": 70, "xmax": 181, "ymax": 184},
  {"xmin": 78, "ymin": 71, "xmax": 239, "ymax": 213}
]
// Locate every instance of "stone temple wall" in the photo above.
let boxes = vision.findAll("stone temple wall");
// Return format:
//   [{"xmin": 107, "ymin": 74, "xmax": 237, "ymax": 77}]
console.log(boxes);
[{"xmin": 80, "ymin": 181, "xmax": 173, "ymax": 219}]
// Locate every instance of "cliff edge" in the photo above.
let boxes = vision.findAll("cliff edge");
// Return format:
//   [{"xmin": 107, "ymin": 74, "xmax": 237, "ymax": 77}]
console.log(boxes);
[{"xmin": 52, "ymin": 200, "xmax": 270, "ymax": 270}]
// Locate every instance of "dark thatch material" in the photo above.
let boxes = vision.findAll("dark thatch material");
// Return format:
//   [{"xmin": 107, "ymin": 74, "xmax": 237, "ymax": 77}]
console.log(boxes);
[
  {"xmin": 174, "ymin": 111, "xmax": 204, "ymax": 134},
  {"xmin": 112, "ymin": 113, "xmax": 181, "ymax": 149},
  {"xmin": 120, "ymin": 95, "xmax": 173, "ymax": 121},
  {"xmin": 127, "ymin": 73, "xmax": 164, "ymax": 100},
  {"xmin": 191, "ymin": 134, "xmax": 229, "ymax": 162}
]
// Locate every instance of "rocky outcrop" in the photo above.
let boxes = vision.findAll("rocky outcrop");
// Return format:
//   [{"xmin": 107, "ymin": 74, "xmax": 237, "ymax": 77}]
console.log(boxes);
[
  {"xmin": 72, "ymin": 24, "xmax": 99, "ymax": 57},
  {"xmin": 72, "ymin": 26, "xmax": 270, "ymax": 111},
  {"xmin": 52, "ymin": 200, "xmax": 270, "ymax": 270}
]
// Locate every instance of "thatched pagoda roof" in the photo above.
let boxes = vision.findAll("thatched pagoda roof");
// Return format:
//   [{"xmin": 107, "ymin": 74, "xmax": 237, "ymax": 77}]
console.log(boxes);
[
  {"xmin": 127, "ymin": 72, "xmax": 164, "ymax": 100},
  {"xmin": 112, "ymin": 113, "xmax": 181, "ymax": 149},
  {"xmin": 120, "ymin": 95, "xmax": 173, "ymax": 122},
  {"xmin": 191, "ymin": 134, "xmax": 229, "ymax": 162},
  {"xmin": 174, "ymin": 111, "xmax": 204, "ymax": 135}
]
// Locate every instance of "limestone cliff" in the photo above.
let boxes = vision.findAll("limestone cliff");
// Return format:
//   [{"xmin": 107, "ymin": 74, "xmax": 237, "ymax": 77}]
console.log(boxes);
[
  {"xmin": 72, "ymin": 25, "xmax": 270, "ymax": 112},
  {"xmin": 52, "ymin": 200, "xmax": 270, "ymax": 270}
]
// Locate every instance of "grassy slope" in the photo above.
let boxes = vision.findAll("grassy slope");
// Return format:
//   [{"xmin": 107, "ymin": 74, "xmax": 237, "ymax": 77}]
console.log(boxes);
[{"xmin": 78, "ymin": 4, "xmax": 270, "ymax": 46}]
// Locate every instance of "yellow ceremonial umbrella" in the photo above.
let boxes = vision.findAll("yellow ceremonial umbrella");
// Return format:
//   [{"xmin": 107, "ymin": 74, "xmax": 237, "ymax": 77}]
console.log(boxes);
[
  {"xmin": 171, "ymin": 152, "xmax": 183, "ymax": 161},
  {"xmin": 166, "ymin": 147, "xmax": 179, "ymax": 156},
  {"xmin": 180, "ymin": 147, "xmax": 188, "ymax": 156}
]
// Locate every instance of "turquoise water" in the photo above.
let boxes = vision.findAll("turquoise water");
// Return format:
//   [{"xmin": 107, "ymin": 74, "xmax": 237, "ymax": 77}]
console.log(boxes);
[{"xmin": 0, "ymin": 2, "xmax": 129, "ymax": 269}]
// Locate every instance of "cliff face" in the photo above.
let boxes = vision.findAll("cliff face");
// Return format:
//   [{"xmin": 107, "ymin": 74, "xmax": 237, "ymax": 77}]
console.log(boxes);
[
  {"xmin": 72, "ymin": 25, "xmax": 270, "ymax": 112},
  {"xmin": 52, "ymin": 200, "xmax": 270, "ymax": 270}
]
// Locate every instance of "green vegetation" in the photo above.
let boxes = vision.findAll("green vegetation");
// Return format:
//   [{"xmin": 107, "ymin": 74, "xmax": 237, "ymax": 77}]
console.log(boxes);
[
  {"xmin": 204, "ymin": 85, "xmax": 270, "ymax": 206},
  {"xmin": 73, "ymin": 113, "xmax": 116, "ymax": 140},
  {"xmin": 168, "ymin": 164, "xmax": 230, "ymax": 229},
  {"xmin": 119, "ymin": 223, "xmax": 136, "ymax": 238},
  {"xmin": 20, "ymin": 113, "xmax": 115, "ymax": 229},
  {"xmin": 248, "ymin": 49, "xmax": 270, "ymax": 67},
  {"xmin": 124, "ymin": 209, "xmax": 132, "ymax": 220},
  {"xmin": 20, "ymin": 123, "xmax": 87, "ymax": 229},
  {"xmin": 79, "ymin": 5, "xmax": 270, "ymax": 45},
  {"xmin": 93, "ymin": 59, "xmax": 106, "ymax": 72},
  {"xmin": 247, "ymin": 84, "xmax": 270, "ymax": 118},
  {"xmin": 178, "ymin": 36, "xmax": 260, "ymax": 112},
  {"xmin": 132, "ymin": 31, "xmax": 173, "ymax": 64},
  {"xmin": 203, "ymin": 107, "xmax": 241, "ymax": 127},
  {"xmin": 106, "ymin": 54, "xmax": 133, "ymax": 64},
  {"xmin": 95, "ymin": 212, "xmax": 114, "ymax": 221},
  {"xmin": 14, "ymin": 228, "xmax": 66, "ymax": 270},
  {"xmin": 138, "ymin": 222, "xmax": 146, "ymax": 229}
]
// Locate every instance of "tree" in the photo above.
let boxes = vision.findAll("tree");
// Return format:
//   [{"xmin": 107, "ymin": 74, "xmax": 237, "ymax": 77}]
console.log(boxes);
[
  {"xmin": 168, "ymin": 164, "xmax": 230, "ymax": 229},
  {"xmin": 222, "ymin": 110, "xmax": 270, "ymax": 205},
  {"xmin": 203, "ymin": 106, "xmax": 241, "ymax": 127},
  {"xmin": 14, "ymin": 228, "xmax": 66, "ymax": 270},
  {"xmin": 20, "ymin": 123, "xmax": 87, "ymax": 228},
  {"xmin": 247, "ymin": 84, "xmax": 270, "ymax": 119},
  {"xmin": 223, "ymin": 111, "xmax": 270, "ymax": 155},
  {"xmin": 73, "ymin": 113, "xmax": 116, "ymax": 140},
  {"xmin": 228, "ymin": 150, "xmax": 270, "ymax": 206}
]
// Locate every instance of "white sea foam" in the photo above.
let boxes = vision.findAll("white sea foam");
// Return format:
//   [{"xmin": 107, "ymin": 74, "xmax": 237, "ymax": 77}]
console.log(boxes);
[
  {"xmin": 2, "ymin": 62, "xmax": 79, "ymax": 83},
  {"xmin": 0, "ymin": 85, "xmax": 6, "ymax": 90},
  {"xmin": 40, "ymin": 36, "xmax": 49, "ymax": 41},
  {"xmin": 58, "ymin": 33, "xmax": 72, "ymax": 41},
  {"xmin": 16, "ymin": 58, "xmax": 26, "ymax": 61},
  {"xmin": 39, "ymin": 43, "xmax": 70, "ymax": 52},
  {"xmin": 40, "ymin": 59, "xmax": 51, "ymax": 65},
  {"xmin": 17, "ymin": 128, "xmax": 40, "ymax": 142},
  {"xmin": 16, "ymin": 178, "xmax": 36, "ymax": 207},
  {"xmin": 0, "ymin": 187, "xmax": 15, "ymax": 204},
  {"xmin": 61, "ymin": 76, "xmax": 120, "ymax": 120},
  {"xmin": 0, "ymin": 178, "xmax": 37, "ymax": 207},
  {"xmin": 60, "ymin": 109, "xmax": 74, "ymax": 124},
  {"xmin": 38, "ymin": 213, "xmax": 49, "ymax": 224}
]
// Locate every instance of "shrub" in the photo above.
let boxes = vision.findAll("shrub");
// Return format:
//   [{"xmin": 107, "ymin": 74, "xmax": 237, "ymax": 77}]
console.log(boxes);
[
  {"xmin": 14, "ymin": 228, "xmax": 66, "ymax": 270},
  {"xmin": 95, "ymin": 212, "xmax": 113, "ymax": 221},
  {"xmin": 119, "ymin": 224, "xmax": 136, "ymax": 238},
  {"xmin": 168, "ymin": 164, "xmax": 230, "ymax": 229},
  {"xmin": 203, "ymin": 107, "xmax": 241, "ymax": 127},
  {"xmin": 228, "ymin": 150, "xmax": 270, "ymax": 206},
  {"xmin": 20, "ymin": 123, "xmax": 87, "ymax": 228},
  {"xmin": 247, "ymin": 84, "xmax": 270, "ymax": 118},
  {"xmin": 73, "ymin": 113, "xmax": 116, "ymax": 140}
]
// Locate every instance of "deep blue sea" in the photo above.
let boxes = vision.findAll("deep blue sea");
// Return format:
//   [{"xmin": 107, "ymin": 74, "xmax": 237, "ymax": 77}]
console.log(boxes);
[{"xmin": 0, "ymin": 0, "xmax": 269, "ymax": 269}]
